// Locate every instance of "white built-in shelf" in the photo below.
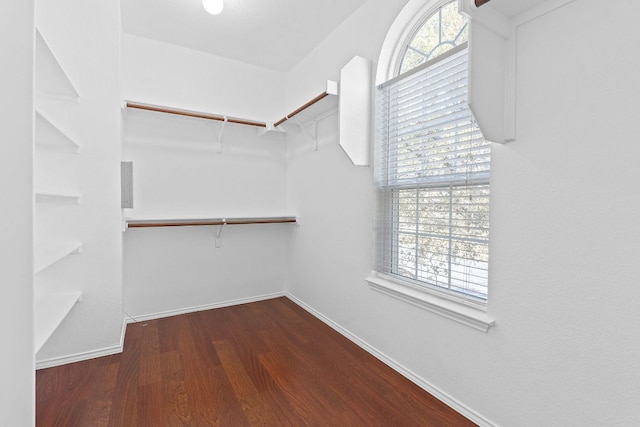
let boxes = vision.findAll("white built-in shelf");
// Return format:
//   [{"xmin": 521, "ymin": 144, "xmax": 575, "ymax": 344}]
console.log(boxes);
[
  {"xmin": 274, "ymin": 80, "xmax": 339, "ymax": 130},
  {"xmin": 35, "ymin": 110, "xmax": 80, "ymax": 153},
  {"xmin": 34, "ymin": 241, "xmax": 82, "ymax": 274},
  {"xmin": 35, "ymin": 190, "xmax": 81, "ymax": 204},
  {"xmin": 124, "ymin": 215, "xmax": 297, "ymax": 229},
  {"xmin": 35, "ymin": 29, "xmax": 80, "ymax": 102},
  {"xmin": 123, "ymin": 80, "xmax": 339, "ymax": 137},
  {"xmin": 34, "ymin": 291, "xmax": 81, "ymax": 352},
  {"xmin": 124, "ymin": 101, "xmax": 267, "ymax": 128}
]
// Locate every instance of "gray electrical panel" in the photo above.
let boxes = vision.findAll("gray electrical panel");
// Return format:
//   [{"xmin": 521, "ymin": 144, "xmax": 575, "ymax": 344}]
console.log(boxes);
[{"xmin": 121, "ymin": 161, "xmax": 133, "ymax": 209}]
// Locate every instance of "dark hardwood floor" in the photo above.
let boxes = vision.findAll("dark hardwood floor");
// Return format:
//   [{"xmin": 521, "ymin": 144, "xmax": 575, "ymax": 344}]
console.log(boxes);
[{"xmin": 36, "ymin": 297, "xmax": 476, "ymax": 426}]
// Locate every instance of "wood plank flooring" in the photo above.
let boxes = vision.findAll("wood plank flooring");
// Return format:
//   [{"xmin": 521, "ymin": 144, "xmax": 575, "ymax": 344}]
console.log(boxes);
[{"xmin": 36, "ymin": 297, "xmax": 476, "ymax": 426}]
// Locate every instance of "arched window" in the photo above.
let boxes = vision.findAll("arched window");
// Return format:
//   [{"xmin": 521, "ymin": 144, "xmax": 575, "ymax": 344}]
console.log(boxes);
[
  {"xmin": 399, "ymin": 1, "xmax": 468, "ymax": 74},
  {"xmin": 373, "ymin": 0, "xmax": 491, "ymax": 306}
]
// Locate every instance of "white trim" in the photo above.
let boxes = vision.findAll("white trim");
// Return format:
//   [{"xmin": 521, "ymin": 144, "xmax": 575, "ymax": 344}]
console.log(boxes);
[
  {"xmin": 511, "ymin": 0, "xmax": 576, "ymax": 27},
  {"xmin": 36, "ymin": 293, "xmax": 285, "ymax": 369},
  {"xmin": 285, "ymin": 292, "xmax": 498, "ymax": 427},
  {"xmin": 366, "ymin": 272, "xmax": 495, "ymax": 332},
  {"xmin": 124, "ymin": 292, "xmax": 286, "ymax": 323},
  {"xmin": 35, "ymin": 319, "xmax": 127, "ymax": 370}
]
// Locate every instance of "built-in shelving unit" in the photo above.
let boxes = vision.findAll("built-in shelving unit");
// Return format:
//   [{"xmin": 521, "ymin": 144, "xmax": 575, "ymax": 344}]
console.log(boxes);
[{"xmin": 34, "ymin": 26, "xmax": 82, "ymax": 355}]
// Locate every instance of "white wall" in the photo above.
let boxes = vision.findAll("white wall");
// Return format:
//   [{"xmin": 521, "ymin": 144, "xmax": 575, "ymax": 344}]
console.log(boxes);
[
  {"xmin": 121, "ymin": 36, "xmax": 291, "ymax": 318},
  {"xmin": 285, "ymin": 0, "xmax": 640, "ymax": 426},
  {"xmin": 27, "ymin": 1, "xmax": 640, "ymax": 424},
  {"xmin": 35, "ymin": 0, "xmax": 123, "ymax": 366},
  {"xmin": 122, "ymin": 34, "xmax": 286, "ymax": 123},
  {"xmin": 0, "ymin": 2, "xmax": 34, "ymax": 424}
]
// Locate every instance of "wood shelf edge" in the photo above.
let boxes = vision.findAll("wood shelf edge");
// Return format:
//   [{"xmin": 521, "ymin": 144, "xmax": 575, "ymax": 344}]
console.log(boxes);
[{"xmin": 124, "ymin": 216, "xmax": 298, "ymax": 228}]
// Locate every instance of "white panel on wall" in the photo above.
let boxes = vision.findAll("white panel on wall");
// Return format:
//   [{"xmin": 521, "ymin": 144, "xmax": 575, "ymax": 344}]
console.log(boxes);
[
  {"xmin": 467, "ymin": 22, "xmax": 510, "ymax": 143},
  {"xmin": 121, "ymin": 161, "xmax": 134, "ymax": 209},
  {"xmin": 339, "ymin": 56, "xmax": 372, "ymax": 166},
  {"xmin": 0, "ymin": 1, "xmax": 35, "ymax": 423}
]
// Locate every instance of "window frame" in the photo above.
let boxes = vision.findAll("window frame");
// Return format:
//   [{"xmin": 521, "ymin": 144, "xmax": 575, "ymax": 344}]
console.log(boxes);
[{"xmin": 368, "ymin": 0, "xmax": 495, "ymax": 331}]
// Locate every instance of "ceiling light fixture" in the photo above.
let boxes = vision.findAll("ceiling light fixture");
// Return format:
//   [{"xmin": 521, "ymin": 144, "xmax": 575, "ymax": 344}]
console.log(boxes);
[{"xmin": 202, "ymin": 0, "xmax": 224, "ymax": 15}]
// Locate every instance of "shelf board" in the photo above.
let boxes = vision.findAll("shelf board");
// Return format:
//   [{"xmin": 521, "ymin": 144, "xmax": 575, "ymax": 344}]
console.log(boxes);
[
  {"xmin": 35, "ymin": 29, "xmax": 80, "ymax": 101},
  {"xmin": 274, "ymin": 80, "xmax": 339, "ymax": 129},
  {"xmin": 35, "ymin": 110, "xmax": 80, "ymax": 153},
  {"xmin": 34, "ymin": 241, "xmax": 82, "ymax": 274},
  {"xmin": 124, "ymin": 101, "xmax": 267, "ymax": 128},
  {"xmin": 125, "ymin": 215, "xmax": 297, "ymax": 228},
  {"xmin": 35, "ymin": 190, "xmax": 81, "ymax": 204},
  {"xmin": 34, "ymin": 291, "xmax": 81, "ymax": 352}
]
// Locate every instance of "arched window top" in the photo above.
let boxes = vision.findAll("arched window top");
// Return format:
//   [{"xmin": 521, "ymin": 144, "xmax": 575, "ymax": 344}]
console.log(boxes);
[{"xmin": 398, "ymin": 0, "xmax": 469, "ymax": 75}]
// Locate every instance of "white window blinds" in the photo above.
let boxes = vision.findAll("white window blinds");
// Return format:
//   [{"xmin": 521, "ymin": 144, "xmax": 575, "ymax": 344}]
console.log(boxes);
[{"xmin": 375, "ymin": 43, "xmax": 491, "ymax": 302}]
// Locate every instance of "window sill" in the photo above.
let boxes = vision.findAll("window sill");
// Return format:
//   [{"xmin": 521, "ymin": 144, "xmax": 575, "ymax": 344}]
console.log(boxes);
[{"xmin": 365, "ymin": 272, "xmax": 495, "ymax": 332}]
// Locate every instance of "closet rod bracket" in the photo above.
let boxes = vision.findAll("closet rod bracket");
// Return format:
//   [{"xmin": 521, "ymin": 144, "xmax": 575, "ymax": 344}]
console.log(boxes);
[
  {"xmin": 293, "ymin": 116, "xmax": 319, "ymax": 151},
  {"xmin": 211, "ymin": 221, "xmax": 226, "ymax": 248},
  {"xmin": 216, "ymin": 116, "xmax": 228, "ymax": 154}
]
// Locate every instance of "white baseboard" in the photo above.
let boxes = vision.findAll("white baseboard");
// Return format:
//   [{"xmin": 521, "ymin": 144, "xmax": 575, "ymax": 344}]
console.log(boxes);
[
  {"xmin": 36, "ymin": 293, "xmax": 285, "ymax": 370},
  {"xmin": 36, "ymin": 345, "xmax": 123, "ymax": 370},
  {"xmin": 284, "ymin": 292, "xmax": 498, "ymax": 427},
  {"xmin": 124, "ymin": 292, "xmax": 286, "ymax": 323}
]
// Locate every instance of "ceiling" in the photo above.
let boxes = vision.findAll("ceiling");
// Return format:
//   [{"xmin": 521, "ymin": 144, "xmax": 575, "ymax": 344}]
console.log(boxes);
[
  {"xmin": 121, "ymin": 0, "xmax": 369, "ymax": 72},
  {"xmin": 484, "ymin": 0, "xmax": 550, "ymax": 18},
  {"xmin": 121, "ymin": 0, "xmax": 551, "ymax": 73}
]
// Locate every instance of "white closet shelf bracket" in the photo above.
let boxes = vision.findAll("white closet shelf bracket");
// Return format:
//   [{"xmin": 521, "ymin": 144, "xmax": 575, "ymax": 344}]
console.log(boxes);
[
  {"xmin": 210, "ymin": 223, "xmax": 225, "ymax": 248},
  {"xmin": 292, "ymin": 115, "xmax": 320, "ymax": 150},
  {"xmin": 216, "ymin": 116, "xmax": 228, "ymax": 154}
]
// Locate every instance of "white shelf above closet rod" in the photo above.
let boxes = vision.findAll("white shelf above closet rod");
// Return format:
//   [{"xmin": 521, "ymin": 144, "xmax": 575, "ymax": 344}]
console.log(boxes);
[
  {"xmin": 274, "ymin": 81, "xmax": 339, "ymax": 127},
  {"xmin": 125, "ymin": 101, "xmax": 268, "ymax": 128},
  {"xmin": 125, "ymin": 216, "xmax": 297, "ymax": 229}
]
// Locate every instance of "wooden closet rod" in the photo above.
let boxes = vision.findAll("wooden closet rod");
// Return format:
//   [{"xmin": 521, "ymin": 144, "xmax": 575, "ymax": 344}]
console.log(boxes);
[
  {"xmin": 273, "ymin": 92, "xmax": 330, "ymax": 127},
  {"xmin": 475, "ymin": 0, "xmax": 490, "ymax": 7},
  {"xmin": 126, "ymin": 101, "xmax": 267, "ymax": 128},
  {"xmin": 127, "ymin": 216, "xmax": 297, "ymax": 228}
]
